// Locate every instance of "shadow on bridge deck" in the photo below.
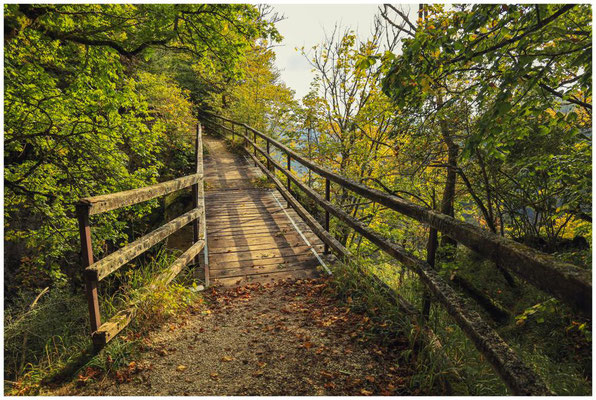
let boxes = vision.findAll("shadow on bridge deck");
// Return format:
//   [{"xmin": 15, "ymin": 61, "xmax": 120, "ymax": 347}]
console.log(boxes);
[{"xmin": 199, "ymin": 134, "xmax": 326, "ymax": 286}]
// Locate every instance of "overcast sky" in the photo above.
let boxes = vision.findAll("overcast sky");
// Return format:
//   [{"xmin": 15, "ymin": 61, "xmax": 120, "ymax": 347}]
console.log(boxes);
[{"xmin": 271, "ymin": 4, "xmax": 385, "ymax": 100}]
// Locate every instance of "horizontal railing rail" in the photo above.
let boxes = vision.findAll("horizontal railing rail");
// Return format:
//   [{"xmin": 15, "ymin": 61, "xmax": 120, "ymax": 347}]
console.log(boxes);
[
  {"xmin": 76, "ymin": 123, "xmax": 208, "ymax": 348},
  {"xmin": 200, "ymin": 112, "xmax": 591, "ymax": 395},
  {"xmin": 79, "ymin": 173, "xmax": 203, "ymax": 215}
]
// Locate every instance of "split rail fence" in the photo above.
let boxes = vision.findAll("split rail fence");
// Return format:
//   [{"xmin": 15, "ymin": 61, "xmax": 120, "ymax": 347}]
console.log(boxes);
[
  {"xmin": 76, "ymin": 124, "xmax": 208, "ymax": 348},
  {"xmin": 204, "ymin": 112, "xmax": 591, "ymax": 396}
]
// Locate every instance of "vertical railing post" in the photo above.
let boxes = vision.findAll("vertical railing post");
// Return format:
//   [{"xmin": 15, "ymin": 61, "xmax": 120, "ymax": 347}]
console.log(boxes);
[
  {"xmin": 254, "ymin": 131, "xmax": 257, "ymax": 158},
  {"xmin": 324, "ymin": 178, "xmax": 330, "ymax": 254},
  {"xmin": 266, "ymin": 138, "xmax": 271, "ymax": 171},
  {"xmin": 192, "ymin": 123, "xmax": 200, "ymax": 264},
  {"xmin": 195, "ymin": 123, "xmax": 209, "ymax": 287},
  {"xmin": 231, "ymin": 121, "xmax": 235, "ymax": 141},
  {"xmin": 422, "ymin": 191, "xmax": 438, "ymax": 319},
  {"xmin": 421, "ymin": 228, "xmax": 438, "ymax": 320},
  {"xmin": 76, "ymin": 203, "xmax": 101, "ymax": 346},
  {"xmin": 286, "ymin": 153, "xmax": 291, "ymax": 190}
]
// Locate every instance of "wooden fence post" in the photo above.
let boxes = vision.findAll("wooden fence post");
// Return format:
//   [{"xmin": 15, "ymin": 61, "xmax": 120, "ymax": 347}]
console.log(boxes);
[
  {"xmin": 422, "ymin": 227, "xmax": 438, "ymax": 319},
  {"xmin": 192, "ymin": 123, "xmax": 200, "ymax": 266},
  {"xmin": 324, "ymin": 178, "xmax": 330, "ymax": 254},
  {"xmin": 286, "ymin": 153, "xmax": 291, "ymax": 191},
  {"xmin": 76, "ymin": 204, "xmax": 101, "ymax": 345},
  {"xmin": 266, "ymin": 139, "xmax": 272, "ymax": 171},
  {"xmin": 196, "ymin": 123, "xmax": 209, "ymax": 286}
]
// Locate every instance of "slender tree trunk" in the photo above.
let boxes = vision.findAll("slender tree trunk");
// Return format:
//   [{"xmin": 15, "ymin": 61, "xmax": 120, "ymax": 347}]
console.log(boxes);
[{"xmin": 437, "ymin": 95, "xmax": 458, "ymax": 259}]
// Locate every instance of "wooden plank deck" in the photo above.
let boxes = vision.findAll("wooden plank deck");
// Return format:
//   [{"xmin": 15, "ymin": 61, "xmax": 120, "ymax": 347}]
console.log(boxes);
[{"xmin": 201, "ymin": 135, "xmax": 326, "ymax": 286}]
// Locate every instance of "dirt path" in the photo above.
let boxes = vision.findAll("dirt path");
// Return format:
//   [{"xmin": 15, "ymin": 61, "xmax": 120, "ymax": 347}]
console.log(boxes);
[{"xmin": 63, "ymin": 278, "xmax": 414, "ymax": 395}]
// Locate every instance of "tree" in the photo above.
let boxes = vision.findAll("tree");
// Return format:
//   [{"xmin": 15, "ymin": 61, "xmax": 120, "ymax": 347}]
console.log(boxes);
[
  {"xmin": 4, "ymin": 4, "xmax": 279, "ymax": 289},
  {"xmin": 380, "ymin": 4, "xmax": 591, "ymax": 248}
]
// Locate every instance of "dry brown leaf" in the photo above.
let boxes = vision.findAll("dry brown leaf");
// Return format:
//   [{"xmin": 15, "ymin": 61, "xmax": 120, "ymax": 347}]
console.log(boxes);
[
  {"xmin": 360, "ymin": 388, "xmax": 373, "ymax": 396},
  {"xmin": 176, "ymin": 365, "xmax": 187, "ymax": 372},
  {"xmin": 320, "ymin": 370, "xmax": 334, "ymax": 380},
  {"xmin": 221, "ymin": 356, "xmax": 234, "ymax": 362}
]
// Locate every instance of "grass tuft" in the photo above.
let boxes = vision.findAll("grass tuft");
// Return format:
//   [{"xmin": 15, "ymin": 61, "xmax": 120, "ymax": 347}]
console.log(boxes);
[{"xmin": 4, "ymin": 248, "xmax": 204, "ymax": 395}]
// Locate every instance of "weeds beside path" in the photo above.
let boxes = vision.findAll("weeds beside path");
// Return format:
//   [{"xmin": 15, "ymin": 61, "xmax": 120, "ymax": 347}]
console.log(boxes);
[{"xmin": 54, "ymin": 278, "xmax": 415, "ymax": 396}]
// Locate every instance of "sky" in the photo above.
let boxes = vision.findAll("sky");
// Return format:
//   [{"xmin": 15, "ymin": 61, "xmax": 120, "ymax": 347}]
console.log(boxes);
[{"xmin": 271, "ymin": 4, "xmax": 387, "ymax": 100}]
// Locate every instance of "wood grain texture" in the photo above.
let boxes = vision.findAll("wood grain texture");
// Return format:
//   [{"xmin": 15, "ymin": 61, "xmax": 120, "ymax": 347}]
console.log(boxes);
[
  {"xmin": 86, "ymin": 208, "xmax": 201, "ymax": 281},
  {"xmin": 202, "ymin": 135, "xmax": 325, "ymax": 287},
  {"xmin": 79, "ymin": 173, "xmax": 202, "ymax": 215}
]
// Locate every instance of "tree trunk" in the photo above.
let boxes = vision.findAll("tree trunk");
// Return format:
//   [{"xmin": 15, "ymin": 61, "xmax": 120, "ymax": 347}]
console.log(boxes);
[{"xmin": 437, "ymin": 95, "xmax": 458, "ymax": 260}]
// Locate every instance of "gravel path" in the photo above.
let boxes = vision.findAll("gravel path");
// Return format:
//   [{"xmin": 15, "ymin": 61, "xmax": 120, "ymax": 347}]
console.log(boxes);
[{"xmin": 65, "ymin": 278, "xmax": 414, "ymax": 395}]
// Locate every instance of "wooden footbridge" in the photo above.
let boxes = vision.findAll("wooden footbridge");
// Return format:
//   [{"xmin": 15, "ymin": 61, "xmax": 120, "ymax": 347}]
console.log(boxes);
[{"xmin": 75, "ymin": 113, "xmax": 591, "ymax": 396}]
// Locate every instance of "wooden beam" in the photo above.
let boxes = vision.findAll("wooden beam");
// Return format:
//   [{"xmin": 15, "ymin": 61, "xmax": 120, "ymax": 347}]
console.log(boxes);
[
  {"xmin": 76, "ymin": 204, "xmax": 101, "ymax": 335},
  {"xmin": 93, "ymin": 240, "xmax": 205, "ymax": 346},
  {"xmin": 78, "ymin": 173, "xmax": 202, "ymax": 215},
  {"xmin": 86, "ymin": 208, "xmax": 201, "ymax": 281}
]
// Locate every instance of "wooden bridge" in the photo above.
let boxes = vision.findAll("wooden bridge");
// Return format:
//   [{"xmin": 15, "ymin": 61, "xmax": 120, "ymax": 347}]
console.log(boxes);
[
  {"xmin": 75, "ymin": 114, "xmax": 591, "ymax": 396},
  {"xmin": 174, "ymin": 134, "xmax": 328, "ymax": 286}
]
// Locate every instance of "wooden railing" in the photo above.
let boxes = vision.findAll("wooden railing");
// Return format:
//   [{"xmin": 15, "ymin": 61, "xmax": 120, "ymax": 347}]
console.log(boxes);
[
  {"xmin": 76, "ymin": 124, "xmax": 208, "ymax": 348},
  {"xmin": 204, "ymin": 112, "xmax": 592, "ymax": 395}
]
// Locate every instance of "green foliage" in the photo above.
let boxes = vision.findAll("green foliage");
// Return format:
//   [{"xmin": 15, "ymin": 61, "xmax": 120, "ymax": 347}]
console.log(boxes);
[
  {"xmin": 380, "ymin": 4, "xmax": 591, "ymax": 244},
  {"xmin": 4, "ymin": 4, "xmax": 279, "ymax": 289},
  {"xmin": 4, "ymin": 249, "xmax": 203, "ymax": 395},
  {"xmin": 208, "ymin": 41, "xmax": 297, "ymax": 135}
]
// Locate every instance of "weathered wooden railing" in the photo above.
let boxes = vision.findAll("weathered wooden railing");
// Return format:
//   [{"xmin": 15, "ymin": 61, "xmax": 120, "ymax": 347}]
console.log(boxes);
[
  {"xmin": 76, "ymin": 124, "xmax": 208, "ymax": 348},
  {"xmin": 204, "ymin": 112, "xmax": 592, "ymax": 395}
]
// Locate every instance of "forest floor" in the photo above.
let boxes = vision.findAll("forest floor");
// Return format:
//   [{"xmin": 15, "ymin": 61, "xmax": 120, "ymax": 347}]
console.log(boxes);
[{"xmin": 50, "ymin": 277, "xmax": 415, "ymax": 396}]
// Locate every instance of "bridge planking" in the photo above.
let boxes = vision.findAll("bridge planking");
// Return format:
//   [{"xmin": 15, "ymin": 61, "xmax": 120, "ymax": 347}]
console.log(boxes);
[{"xmin": 201, "ymin": 135, "xmax": 325, "ymax": 286}]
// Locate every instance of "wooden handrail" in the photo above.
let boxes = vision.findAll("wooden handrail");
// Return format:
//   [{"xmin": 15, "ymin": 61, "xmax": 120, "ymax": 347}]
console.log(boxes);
[
  {"xmin": 204, "ymin": 112, "xmax": 591, "ymax": 316},
  {"xmin": 85, "ymin": 207, "xmax": 202, "ymax": 281},
  {"xmin": 204, "ymin": 114, "xmax": 561, "ymax": 395},
  {"xmin": 78, "ymin": 173, "xmax": 203, "ymax": 215},
  {"xmin": 77, "ymin": 123, "xmax": 208, "ymax": 348}
]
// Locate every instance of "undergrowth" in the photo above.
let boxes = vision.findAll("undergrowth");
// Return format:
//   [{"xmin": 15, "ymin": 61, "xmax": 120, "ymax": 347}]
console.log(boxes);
[
  {"xmin": 4, "ymin": 247, "xmax": 205, "ymax": 396},
  {"xmin": 326, "ymin": 252, "xmax": 592, "ymax": 395}
]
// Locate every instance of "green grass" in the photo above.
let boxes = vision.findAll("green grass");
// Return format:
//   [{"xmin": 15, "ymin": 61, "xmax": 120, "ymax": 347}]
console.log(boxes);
[
  {"xmin": 325, "ymin": 250, "xmax": 592, "ymax": 396},
  {"xmin": 4, "ymin": 247, "xmax": 204, "ymax": 395}
]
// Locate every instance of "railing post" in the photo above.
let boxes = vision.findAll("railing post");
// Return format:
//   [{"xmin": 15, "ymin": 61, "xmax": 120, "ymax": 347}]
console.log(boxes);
[
  {"xmin": 254, "ymin": 131, "xmax": 257, "ymax": 158},
  {"xmin": 266, "ymin": 139, "xmax": 272, "ymax": 171},
  {"xmin": 231, "ymin": 121, "xmax": 235, "ymax": 141},
  {"xmin": 192, "ymin": 124, "xmax": 200, "ymax": 263},
  {"xmin": 421, "ymin": 227, "xmax": 438, "ymax": 319},
  {"xmin": 324, "ymin": 178, "xmax": 330, "ymax": 254},
  {"xmin": 195, "ymin": 123, "xmax": 209, "ymax": 286},
  {"xmin": 76, "ymin": 203, "xmax": 101, "ymax": 346},
  {"xmin": 286, "ymin": 153, "xmax": 291, "ymax": 190}
]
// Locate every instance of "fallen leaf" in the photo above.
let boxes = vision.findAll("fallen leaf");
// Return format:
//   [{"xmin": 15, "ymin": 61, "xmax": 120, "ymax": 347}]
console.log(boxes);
[
  {"xmin": 253, "ymin": 370, "xmax": 264, "ymax": 377},
  {"xmin": 365, "ymin": 375, "xmax": 375, "ymax": 383},
  {"xmin": 221, "ymin": 356, "xmax": 234, "ymax": 362},
  {"xmin": 176, "ymin": 365, "xmax": 187, "ymax": 372},
  {"xmin": 360, "ymin": 388, "xmax": 373, "ymax": 396},
  {"xmin": 210, "ymin": 372, "xmax": 219, "ymax": 379},
  {"xmin": 320, "ymin": 370, "xmax": 334, "ymax": 380}
]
